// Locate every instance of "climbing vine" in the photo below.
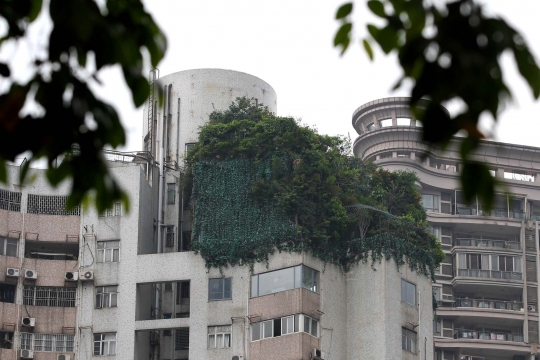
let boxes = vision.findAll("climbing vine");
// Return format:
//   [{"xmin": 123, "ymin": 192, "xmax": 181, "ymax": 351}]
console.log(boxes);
[{"xmin": 185, "ymin": 97, "xmax": 444, "ymax": 276}]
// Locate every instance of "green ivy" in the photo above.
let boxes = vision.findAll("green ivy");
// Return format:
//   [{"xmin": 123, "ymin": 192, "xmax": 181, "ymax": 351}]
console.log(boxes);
[{"xmin": 186, "ymin": 97, "xmax": 444, "ymax": 276}]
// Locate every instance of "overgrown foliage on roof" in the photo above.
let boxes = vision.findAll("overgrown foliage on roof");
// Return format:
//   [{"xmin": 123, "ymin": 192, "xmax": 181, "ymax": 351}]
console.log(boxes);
[{"xmin": 184, "ymin": 97, "xmax": 444, "ymax": 276}]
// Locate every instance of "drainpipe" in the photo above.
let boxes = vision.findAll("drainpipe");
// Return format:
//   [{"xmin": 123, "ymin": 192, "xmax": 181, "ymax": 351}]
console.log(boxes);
[{"xmin": 536, "ymin": 221, "xmax": 540, "ymax": 345}]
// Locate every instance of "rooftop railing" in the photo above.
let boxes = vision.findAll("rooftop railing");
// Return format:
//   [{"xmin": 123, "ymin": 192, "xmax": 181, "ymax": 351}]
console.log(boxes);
[
  {"xmin": 454, "ymin": 238, "xmax": 521, "ymax": 250},
  {"xmin": 455, "ymin": 269, "xmax": 522, "ymax": 281}
]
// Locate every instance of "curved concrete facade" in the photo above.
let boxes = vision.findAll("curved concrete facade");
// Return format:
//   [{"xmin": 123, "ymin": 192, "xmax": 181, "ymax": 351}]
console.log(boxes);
[
  {"xmin": 144, "ymin": 68, "xmax": 277, "ymax": 162},
  {"xmin": 353, "ymin": 97, "xmax": 540, "ymax": 360}
]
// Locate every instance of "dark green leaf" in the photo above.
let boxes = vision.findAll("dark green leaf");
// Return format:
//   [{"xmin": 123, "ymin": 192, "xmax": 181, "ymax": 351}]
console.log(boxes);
[
  {"xmin": 363, "ymin": 39, "xmax": 374, "ymax": 60},
  {"xmin": 334, "ymin": 23, "xmax": 353, "ymax": 55},
  {"xmin": 336, "ymin": 3, "xmax": 353, "ymax": 19},
  {"xmin": 367, "ymin": 0, "xmax": 386, "ymax": 18}
]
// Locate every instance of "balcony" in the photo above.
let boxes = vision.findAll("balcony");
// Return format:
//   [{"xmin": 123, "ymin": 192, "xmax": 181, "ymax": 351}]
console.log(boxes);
[
  {"xmin": 453, "ymin": 298, "xmax": 524, "ymax": 312},
  {"xmin": 455, "ymin": 330, "xmax": 524, "ymax": 342},
  {"xmin": 455, "ymin": 269, "xmax": 522, "ymax": 281},
  {"xmin": 454, "ymin": 238, "xmax": 521, "ymax": 251}
]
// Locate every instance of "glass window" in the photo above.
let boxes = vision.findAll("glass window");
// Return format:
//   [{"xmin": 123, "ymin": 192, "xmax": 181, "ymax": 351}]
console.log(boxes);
[
  {"xmin": 379, "ymin": 119, "xmax": 392, "ymax": 127},
  {"xmin": 402, "ymin": 328, "xmax": 417, "ymax": 353},
  {"xmin": 97, "ymin": 241, "xmax": 120, "ymax": 263},
  {"xmin": 366, "ymin": 123, "xmax": 375, "ymax": 131},
  {"xmin": 251, "ymin": 265, "xmax": 320, "ymax": 297},
  {"xmin": 422, "ymin": 194, "xmax": 440, "ymax": 213},
  {"xmin": 282, "ymin": 316, "xmax": 294, "ymax": 335},
  {"xmin": 0, "ymin": 237, "xmax": 18, "ymax": 257},
  {"xmin": 263, "ymin": 320, "xmax": 273, "ymax": 339},
  {"xmin": 95, "ymin": 286, "xmax": 118, "ymax": 308},
  {"xmin": 251, "ymin": 322, "xmax": 261, "ymax": 341},
  {"xmin": 401, "ymin": 279, "xmax": 416, "ymax": 306},
  {"xmin": 208, "ymin": 278, "xmax": 232, "ymax": 301},
  {"xmin": 303, "ymin": 315, "xmax": 319, "ymax": 337},
  {"xmin": 93, "ymin": 333, "xmax": 117, "ymax": 356},
  {"xmin": 397, "ymin": 117, "xmax": 411, "ymax": 126},
  {"xmin": 185, "ymin": 143, "xmax": 196, "ymax": 153},
  {"xmin": 207, "ymin": 325, "xmax": 231, "ymax": 349},
  {"xmin": 167, "ymin": 183, "xmax": 175, "ymax": 205}
]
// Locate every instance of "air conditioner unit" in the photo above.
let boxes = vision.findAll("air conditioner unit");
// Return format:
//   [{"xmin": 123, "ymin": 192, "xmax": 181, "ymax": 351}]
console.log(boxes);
[
  {"xmin": 6, "ymin": 267, "xmax": 19, "ymax": 277},
  {"xmin": 24, "ymin": 269, "xmax": 37, "ymax": 279},
  {"xmin": 65, "ymin": 272, "xmax": 78, "ymax": 281},
  {"xmin": 57, "ymin": 354, "xmax": 71, "ymax": 360},
  {"xmin": 22, "ymin": 317, "xmax": 35, "ymax": 327},
  {"xmin": 20, "ymin": 349, "xmax": 34, "ymax": 359},
  {"xmin": 81, "ymin": 271, "xmax": 94, "ymax": 281},
  {"xmin": 312, "ymin": 348, "xmax": 325, "ymax": 359},
  {"xmin": 528, "ymin": 305, "xmax": 536, "ymax": 311}
]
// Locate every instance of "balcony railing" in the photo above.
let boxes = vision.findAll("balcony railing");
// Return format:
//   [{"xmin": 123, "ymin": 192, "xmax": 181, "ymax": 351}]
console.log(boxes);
[
  {"xmin": 455, "ymin": 330, "xmax": 524, "ymax": 342},
  {"xmin": 453, "ymin": 298, "xmax": 524, "ymax": 311},
  {"xmin": 454, "ymin": 238, "xmax": 521, "ymax": 250},
  {"xmin": 456, "ymin": 269, "xmax": 522, "ymax": 280},
  {"xmin": 456, "ymin": 207, "xmax": 525, "ymax": 219}
]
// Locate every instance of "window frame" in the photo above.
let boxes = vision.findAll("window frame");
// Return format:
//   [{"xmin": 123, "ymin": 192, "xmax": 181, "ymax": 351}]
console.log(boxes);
[
  {"xmin": 250, "ymin": 314, "xmax": 317, "ymax": 342},
  {"xmin": 93, "ymin": 332, "xmax": 117, "ymax": 356},
  {"xmin": 21, "ymin": 333, "xmax": 74, "ymax": 352},
  {"xmin": 250, "ymin": 264, "xmax": 320, "ymax": 298},
  {"xmin": 402, "ymin": 327, "xmax": 417, "ymax": 354},
  {"xmin": 208, "ymin": 278, "xmax": 232, "ymax": 301},
  {"xmin": 401, "ymin": 279, "xmax": 416, "ymax": 306},
  {"xmin": 165, "ymin": 226, "xmax": 175, "ymax": 248},
  {"xmin": 207, "ymin": 325, "xmax": 231, "ymax": 349},
  {"xmin": 97, "ymin": 240, "xmax": 120, "ymax": 263},
  {"xmin": 166, "ymin": 183, "xmax": 175, "ymax": 205},
  {"xmin": 95, "ymin": 285, "xmax": 118, "ymax": 309},
  {"xmin": 23, "ymin": 285, "xmax": 76, "ymax": 307},
  {"xmin": 0, "ymin": 236, "xmax": 18, "ymax": 257}
]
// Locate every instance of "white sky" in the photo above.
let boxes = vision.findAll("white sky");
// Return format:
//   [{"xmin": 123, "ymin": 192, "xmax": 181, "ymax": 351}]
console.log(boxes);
[{"xmin": 6, "ymin": 0, "xmax": 540, "ymax": 155}]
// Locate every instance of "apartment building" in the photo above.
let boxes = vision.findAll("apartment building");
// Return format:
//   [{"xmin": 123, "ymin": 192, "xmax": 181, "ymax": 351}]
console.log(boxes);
[
  {"xmin": 352, "ymin": 97, "xmax": 540, "ymax": 360},
  {"xmin": 0, "ymin": 70, "xmax": 434, "ymax": 360}
]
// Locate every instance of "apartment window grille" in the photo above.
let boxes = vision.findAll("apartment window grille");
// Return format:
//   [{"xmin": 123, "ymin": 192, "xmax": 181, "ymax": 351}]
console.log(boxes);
[
  {"xmin": 251, "ymin": 314, "xmax": 315, "ymax": 341},
  {"xmin": 27, "ymin": 194, "xmax": 80, "ymax": 216},
  {"xmin": 0, "ymin": 236, "xmax": 18, "ymax": 257},
  {"xmin": 422, "ymin": 194, "xmax": 440, "ymax": 213},
  {"xmin": 208, "ymin": 278, "xmax": 231, "ymax": 301},
  {"xmin": 23, "ymin": 286, "xmax": 76, "ymax": 307},
  {"xmin": 207, "ymin": 325, "xmax": 231, "ymax": 349},
  {"xmin": 165, "ymin": 226, "xmax": 175, "ymax": 247},
  {"xmin": 97, "ymin": 240, "xmax": 120, "ymax": 263},
  {"xmin": 180, "ymin": 231, "xmax": 191, "ymax": 252},
  {"xmin": 21, "ymin": 333, "xmax": 74, "ymax": 352},
  {"xmin": 401, "ymin": 279, "xmax": 416, "ymax": 306},
  {"xmin": 402, "ymin": 328, "xmax": 417, "ymax": 354},
  {"xmin": 177, "ymin": 281, "xmax": 190, "ymax": 304},
  {"xmin": 0, "ymin": 189, "xmax": 21, "ymax": 212},
  {"xmin": 251, "ymin": 264, "xmax": 320, "ymax": 297},
  {"xmin": 167, "ymin": 183, "xmax": 175, "ymax": 204},
  {"xmin": 93, "ymin": 333, "xmax": 117, "ymax": 356},
  {"xmin": 175, "ymin": 328, "xmax": 189, "ymax": 350},
  {"xmin": 95, "ymin": 286, "xmax": 118, "ymax": 308}
]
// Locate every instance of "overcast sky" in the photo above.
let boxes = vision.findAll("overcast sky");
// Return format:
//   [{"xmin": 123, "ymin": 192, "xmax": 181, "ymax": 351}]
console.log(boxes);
[{"xmin": 7, "ymin": 0, "xmax": 540, "ymax": 154}]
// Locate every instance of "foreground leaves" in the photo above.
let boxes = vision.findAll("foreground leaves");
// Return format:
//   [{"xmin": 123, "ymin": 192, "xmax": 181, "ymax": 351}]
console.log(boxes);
[
  {"xmin": 335, "ymin": 0, "xmax": 540, "ymax": 209},
  {"xmin": 0, "ymin": 0, "xmax": 167, "ymax": 212}
]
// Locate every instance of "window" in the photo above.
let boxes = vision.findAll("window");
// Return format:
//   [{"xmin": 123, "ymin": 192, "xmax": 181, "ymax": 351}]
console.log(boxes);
[
  {"xmin": 397, "ymin": 117, "xmax": 411, "ymax": 126},
  {"xmin": 433, "ymin": 318, "xmax": 441, "ymax": 336},
  {"xmin": 101, "ymin": 203, "xmax": 122, "ymax": 217},
  {"xmin": 402, "ymin": 328, "xmax": 417, "ymax": 353},
  {"xmin": 251, "ymin": 314, "xmax": 315, "ymax": 341},
  {"xmin": 0, "ymin": 189, "xmax": 21, "ymax": 212},
  {"xmin": 23, "ymin": 286, "xmax": 76, "ymax": 307},
  {"xmin": 97, "ymin": 240, "xmax": 120, "ymax": 263},
  {"xmin": 422, "ymin": 194, "xmax": 440, "ymax": 213},
  {"xmin": 165, "ymin": 282, "xmax": 173, "ymax": 291},
  {"xmin": 165, "ymin": 226, "xmax": 175, "ymax": 247},
  {"xmin": 93, "ymin": 333, "xmax": 117, "ymax": 356},
  {"xmin": 180, "ymin": 231, "xmax": 191, "ymax": 252},
  {"xmin": 251, "ymin": 264, "xmax": 320, "ymax": 297},
  {"xmin": 207, "ymin": 325, "xmax": 231, "ymax": 349},
  {"xmin": 0, "ymin": 331, "xmax": 13, "ymax": 349},
  {"xmin": 401, "ymin": 279, "xmax": 416, "ymax": 306},
  {"xmin": 21, "ymin": 333, "xmax": 74, "ymax": 352},
  {"xmin": 175, "ymin": 328, "xmax": 189, "ymax": 350},
  {"xmin": 167, "ymin": 183, "xmax": 175, "ymax": 204},
  {"xmin": 366, "ymin": 123, "xmax": 375, "ymax": 131},
  {"xmin": 95, "ymin": 286, "xmax": 118, "ymax": 308},
  {"xmin": 177, "ymin": 281, "xmax": 190, "ymax": 304},
  {"xmin": 0, "ymin": 283, "xmax": 15, "ymax": 303},
  {"xmin": 185, "ymin": 143, "xmax": 196, "ymax": 153},
  {"xmin": 379, "ymin": 118, "xmax": 392, "ymax": 127},
  {"xmin": 0, "ymin": 236, "xmax": 18, "ymax": 257},
  {"xmin": 208, "ymin": 278, "xmax": 232, "ymax": 301}
]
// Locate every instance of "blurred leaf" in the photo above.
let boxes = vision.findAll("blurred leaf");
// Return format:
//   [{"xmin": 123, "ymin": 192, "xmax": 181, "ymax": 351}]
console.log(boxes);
[
  {"xmin": 334, "ymin": 22, "xmax": 353, "ymax": 55},
  {"xmin": 336, "ymin": 3, "xmax": 353, "ymax": 19},
  {"xmin": 367, "ymin": 1, "xmax": 386, "ymax": 18},
  {"xmin": 363, "ymin": 39, "xmax": 374, "ymax": 60}
]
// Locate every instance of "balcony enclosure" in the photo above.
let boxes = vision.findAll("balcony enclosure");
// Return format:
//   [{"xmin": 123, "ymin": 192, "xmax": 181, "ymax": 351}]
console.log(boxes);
[
  {"xmin": 454, "ymin": 232, "xmax": 520, "ymax": 251},
  {"xmin": 251, "ymin": 265, "xmax": 319, "ymax": 298},
  {"xmin": 24, "ymin": 241, "xmax": 79, "ymax": 260},
  {"xmin": 422, "ymin": 191, "xmax": 526, "ymax": 219},
  {"xmin": 455, "ymin": 253, "xmax": 522, "ymax": 280}
]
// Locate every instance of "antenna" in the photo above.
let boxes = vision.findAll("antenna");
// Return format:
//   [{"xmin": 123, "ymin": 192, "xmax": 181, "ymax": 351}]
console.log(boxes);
[{"xmin": 147, "ymin": 68, "xmax": 160, "ymax": 156}]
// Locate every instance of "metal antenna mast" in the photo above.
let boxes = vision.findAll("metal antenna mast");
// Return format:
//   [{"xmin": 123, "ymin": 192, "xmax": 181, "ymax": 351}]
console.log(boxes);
[{"xmin": 147, "ymin": 68, "xmax": 160, "ymax": 156}]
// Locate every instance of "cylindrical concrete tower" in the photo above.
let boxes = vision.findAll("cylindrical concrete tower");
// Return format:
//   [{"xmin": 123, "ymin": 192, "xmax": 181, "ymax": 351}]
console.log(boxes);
[{"xmin": 143, "ymin": 69, "xmax": 277, "ymax": 164}]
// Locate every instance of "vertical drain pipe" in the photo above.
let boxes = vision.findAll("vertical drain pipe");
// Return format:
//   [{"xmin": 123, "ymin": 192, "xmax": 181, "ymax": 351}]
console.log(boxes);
[{"xmin": 536, "ymin": 221, "xmax": 540, "ymax": 345}]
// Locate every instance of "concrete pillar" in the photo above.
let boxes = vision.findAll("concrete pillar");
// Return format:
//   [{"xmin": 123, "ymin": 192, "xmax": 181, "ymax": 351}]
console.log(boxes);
[
  {"xmin": 497, "ymin": 168, "xmax": 505, "ymax": 178},
  {"xmin": 391, "ymin": 110, "xmax": 397, "ymax": 126}
]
